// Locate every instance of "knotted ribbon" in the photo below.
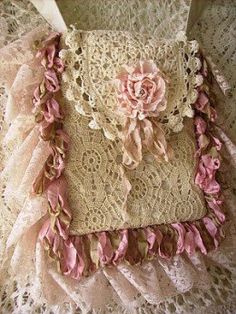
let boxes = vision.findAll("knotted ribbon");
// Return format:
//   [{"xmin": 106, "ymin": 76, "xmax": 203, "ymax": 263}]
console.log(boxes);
[{"xmin": 122, "ymin": 117, "xmax": 171, "ymax": 169}]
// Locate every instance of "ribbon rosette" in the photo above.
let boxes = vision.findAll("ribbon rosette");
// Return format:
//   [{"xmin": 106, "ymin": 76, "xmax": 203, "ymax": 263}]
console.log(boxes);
[{"xmin": 114, "ymin": 60, "xmax": 172, "ymax": 169}]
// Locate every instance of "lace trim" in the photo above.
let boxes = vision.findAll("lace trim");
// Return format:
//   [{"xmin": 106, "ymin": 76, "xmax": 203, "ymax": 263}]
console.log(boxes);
[{"xmin": 36, "ymin": 34, "xmax": 225, "ymax": 281}]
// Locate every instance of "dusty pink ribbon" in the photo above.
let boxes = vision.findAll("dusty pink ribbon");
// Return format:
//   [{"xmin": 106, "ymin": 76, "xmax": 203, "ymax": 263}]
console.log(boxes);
[{"xmin": 122, "ymin": 117, "xmax": 171, "ymax": 169}]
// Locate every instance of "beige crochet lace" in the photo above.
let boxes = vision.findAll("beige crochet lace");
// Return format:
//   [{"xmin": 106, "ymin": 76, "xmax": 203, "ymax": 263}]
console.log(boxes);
[
  {"xmin": 59, "ymin": 29, "xmax": 207, "ymax": 235},
  {"xmin": 63, "ymin": 97, "xmax": 207, "ymax": 235}
]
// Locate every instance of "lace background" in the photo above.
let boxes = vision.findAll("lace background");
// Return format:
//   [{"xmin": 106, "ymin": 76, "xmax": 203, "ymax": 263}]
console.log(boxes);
[
  {"xmin": 0, "ymin": 0, "xmax": 44, "ymax": 163},
  {"xmin": 189, "ymin": 0, "xmax": 236, "ymax": 141},
  {"xmin": 0, "ymin": 0, "xmax": 235, "ymax": 313},
  {"xmin": 56, "ymin": 0, "xmax": 191, "ymax": 39}
]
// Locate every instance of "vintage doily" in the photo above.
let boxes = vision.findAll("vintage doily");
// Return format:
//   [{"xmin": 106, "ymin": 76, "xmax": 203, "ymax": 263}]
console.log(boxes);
[
  {"xmin": 64, "ymin": 96, "xmax": 206, "ymax": 235},
  {"xmin": 61, "ymin": 29, "xmax": 200, "ymax": 140}
]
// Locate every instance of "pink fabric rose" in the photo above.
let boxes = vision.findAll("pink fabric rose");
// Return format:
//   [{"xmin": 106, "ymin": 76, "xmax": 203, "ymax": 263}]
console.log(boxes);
[{"xmin": 115, "ymin": 60, "xmax": 167, "ymax": 120}]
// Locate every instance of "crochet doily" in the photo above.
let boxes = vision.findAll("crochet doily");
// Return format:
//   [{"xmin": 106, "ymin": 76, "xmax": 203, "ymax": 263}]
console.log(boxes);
[
  {"xmin": 63, "ymin": 95, "xmax": 206, "ymax": 235},
  {"xmin": 61, "ymin": 29, "xmax": 201, "ymax": 140}
]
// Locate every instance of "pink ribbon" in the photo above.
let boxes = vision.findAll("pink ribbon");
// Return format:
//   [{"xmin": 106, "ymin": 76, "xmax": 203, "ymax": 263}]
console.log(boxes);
[
  {"xmin": 97, "ymin": 232, "xmax": 114, "ymax": 265},
  {"xmin": 146, "ymin": 227, "xmax": 173, "ymax": 259},
  {"xmin": 113, "ymin": 230, "xmax": 128, "ymax": 264},
  {"xmin": 62, "ymin": 237, "xmax": 86, "ymax": 280},
  {"xmin": 47, "ymin": 177, "xmax": 71, "ymax": 239},
  {"xmin": 194, "ymin": 91, "xmax": 217, "ymax": 122},
  {"xmin": 44, "ymin": 69, "xmax": 60, "ymax": 92},
  {"xmin": 172, "ymin": 223, "xmax": 186, "ymax": 254},
  {"xmin": 195, "ymin": 154, "xmax": 221, "ymax": 195},
  {"xmin": 43, "ymin": 98, "xmax": 62, "ymax": 122},
  {"xmin": 207, "ymin": 198, "xmax": 225, "ymax": 223},
  {"xmin": 203, "ymin": 217, "xmax": 219, "ymax": 248}
]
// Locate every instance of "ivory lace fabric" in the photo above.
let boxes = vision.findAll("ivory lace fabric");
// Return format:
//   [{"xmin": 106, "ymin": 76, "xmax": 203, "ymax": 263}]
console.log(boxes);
[
  {"xmin": 0, "ymin": 0, "xmax": 236, "ymax": 313},
  {"xmin": 56, "ymin": 0, "xmax": 191, "ymax": 39}
]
